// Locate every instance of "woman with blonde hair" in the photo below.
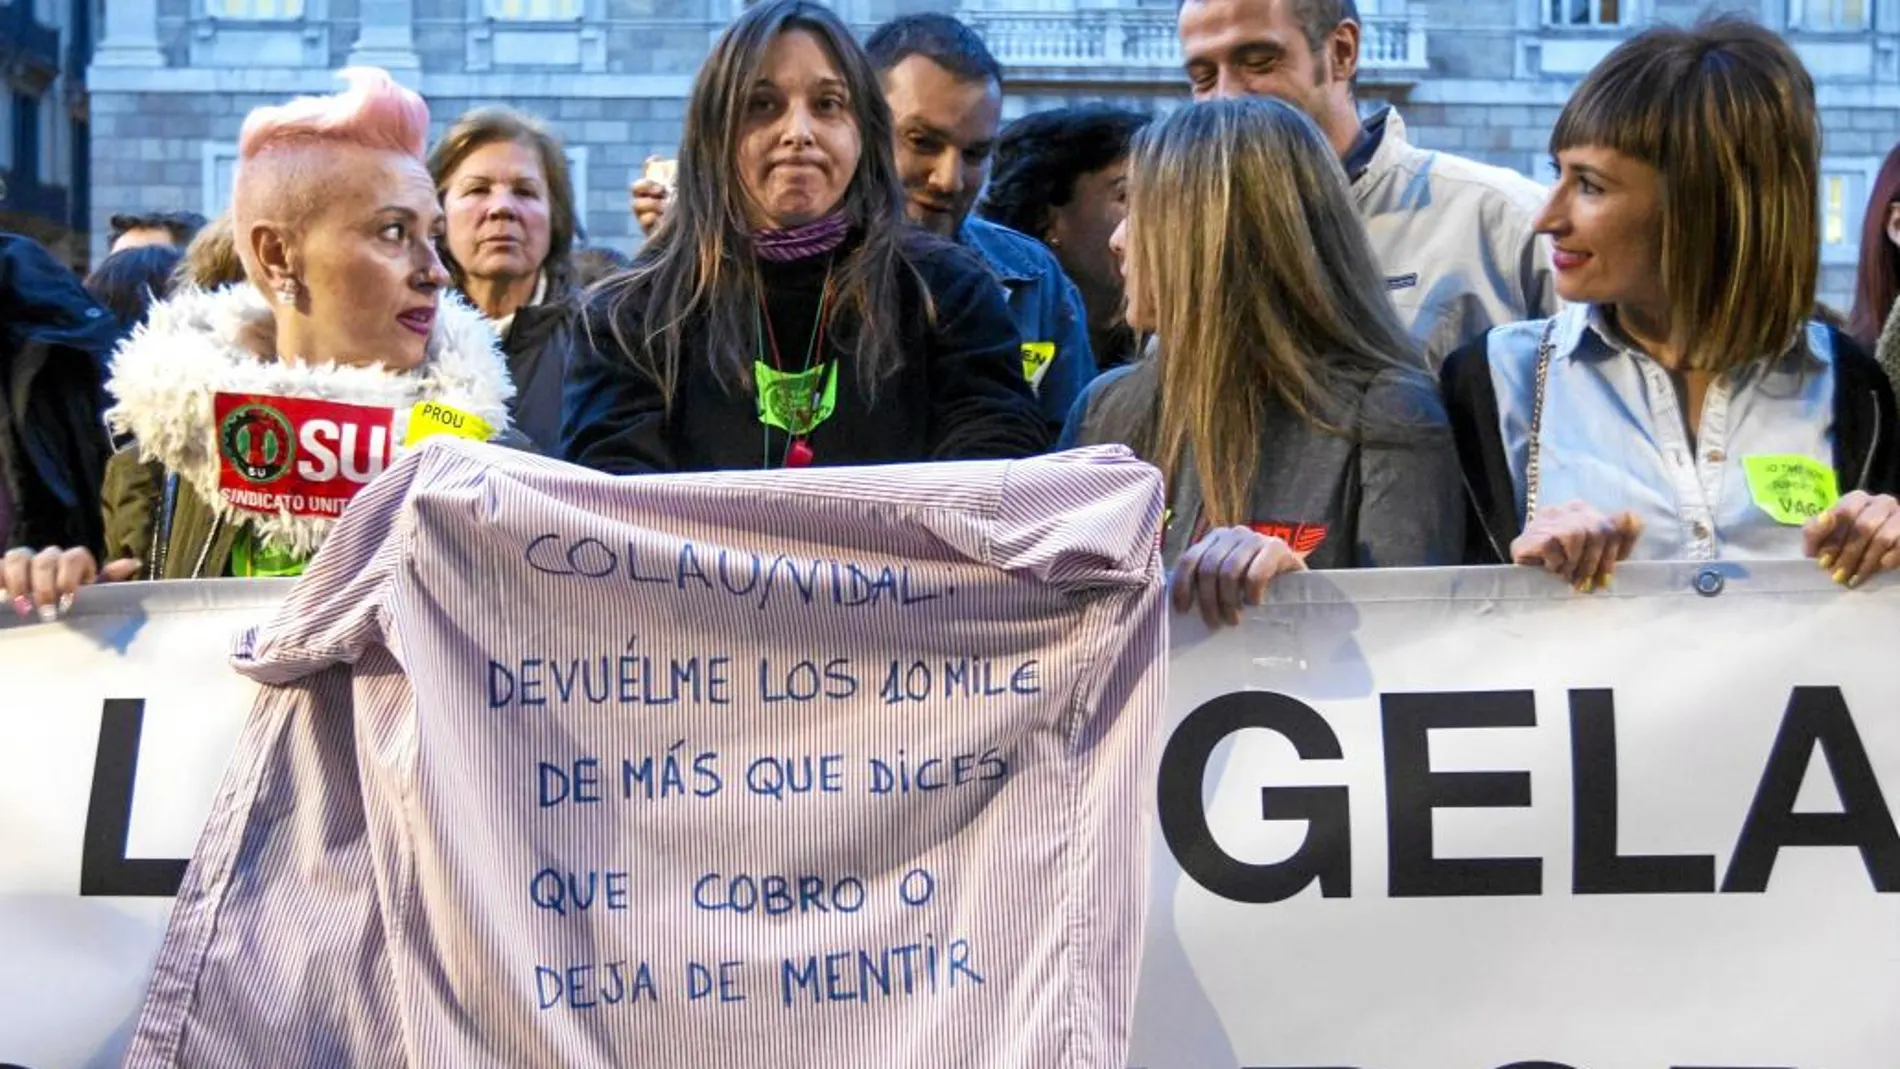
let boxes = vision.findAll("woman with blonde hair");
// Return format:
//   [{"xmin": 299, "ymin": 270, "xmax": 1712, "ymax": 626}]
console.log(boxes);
[
  {"xmin": 169, "ymin": 211, "xmax": 245, "ymax": 292},
  {"xmin": 1443, "ymin": 17, "xmax": 1900, "ymax": 590},
  {"xmin": 2, "ymin": 67, "xmax": 515, "ymax": 618},
  {"xmin": 564, "ymin": 0, "xmax": 1046, "ymax": 474},
  {"xmin": 1062, "ymin": 97, "xmax": 1463, "ymax": 627}
]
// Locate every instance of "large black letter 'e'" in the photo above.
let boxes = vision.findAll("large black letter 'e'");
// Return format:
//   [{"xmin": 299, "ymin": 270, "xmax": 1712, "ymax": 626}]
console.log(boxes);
[
  {"xmin": 1157, "ymin": 691, "xmax": 1351, "ymax": 904},
  {"xmin": 1383, "ymin": 691, "xmax": 1542, "ymax": 897}
]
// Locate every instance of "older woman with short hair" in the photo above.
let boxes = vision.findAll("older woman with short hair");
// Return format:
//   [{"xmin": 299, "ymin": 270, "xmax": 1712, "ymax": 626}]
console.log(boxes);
[
  {"xmin": 430, "ymin": 106, "xmax": 579, "ymax": 451},
  {"xmin": 1444, "ymin": 17, "xmax": 1900, "ymax": 590},
  {"xmin": 563, "ymin": 0, "xmax": 1046, "ymax": 474}
]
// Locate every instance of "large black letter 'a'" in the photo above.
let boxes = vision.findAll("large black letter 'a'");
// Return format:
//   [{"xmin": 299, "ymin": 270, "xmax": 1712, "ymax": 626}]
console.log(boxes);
[{"xmin": 1723, "ymin": 686, "xmax": 1900, "ymax": 893}]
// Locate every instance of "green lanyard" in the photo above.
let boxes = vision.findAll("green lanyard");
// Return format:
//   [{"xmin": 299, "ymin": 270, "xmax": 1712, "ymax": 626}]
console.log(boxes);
[
  {"xmin": 230, "ymin": 527, "xmax": 309, "ymax": 578},
  {"xmin": 755, "ymin": 263, "xmax": 836, "ymax": 468}
]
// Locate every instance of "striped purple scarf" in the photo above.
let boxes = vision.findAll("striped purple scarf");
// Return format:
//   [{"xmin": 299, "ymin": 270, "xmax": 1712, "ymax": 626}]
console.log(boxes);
[{"xmin": 752, "ymin": 212, "xmax": 850, "ymax": 263}]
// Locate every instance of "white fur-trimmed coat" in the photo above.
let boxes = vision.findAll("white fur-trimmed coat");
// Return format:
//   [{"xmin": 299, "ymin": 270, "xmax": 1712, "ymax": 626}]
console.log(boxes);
[{"xmin": 105, "ymin": 283, "xmax": 515, "ymax": 557}]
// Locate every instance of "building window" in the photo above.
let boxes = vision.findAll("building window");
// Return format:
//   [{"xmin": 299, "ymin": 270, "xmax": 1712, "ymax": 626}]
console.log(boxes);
[
  {"xmin": 1546, "ymin": 0, "xmax": 1622, "ymax": 27},
  {"xmin": 484, "ymin": 0, "xmax": 580, "ymax": 17},
  {"xmin": 565, "ymin": 145, "xmax": 590, "ymax": 237},
  {"xmin": 465, "ymin": 0, "xmax": 604, "ymax": 69},
  {"xmin": 36, "ymin": 90, "xmax": 66, "ymax": 189},
  {"xmin": 192, "ymin": 0, "xmax": 327, "ymax": 66},
  {"xmin": 1790, "ymin": 0, "xmax": 1870, "ymax": 31},
  {"xmin": 1820, "ymin": 161, "xmax": 1880, "ymax": 265},
  {"xmin": 1822, "ymin": 171, "xmax": 1864, "ymax": 262},
  {"xmin": 207, "ymin": 0, "xmax": 305, "ymax": 16},
  {"xmin": 203, "ymin": 142, "xmax": 240, "ymax": 214}
]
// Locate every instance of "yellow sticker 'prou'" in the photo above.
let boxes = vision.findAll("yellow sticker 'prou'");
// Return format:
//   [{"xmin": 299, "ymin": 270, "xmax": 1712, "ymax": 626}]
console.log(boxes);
[
  {"xmin": 406, "ymin": 401, "xmax": 494, "ymax": 446},
  {"xmin": 1021, "ymin": 341, "xmax": 1056, "ymax": 389},
  {"xmin": 1742, "ymin": 453, "xmax": 1838, "ymax": 525}
]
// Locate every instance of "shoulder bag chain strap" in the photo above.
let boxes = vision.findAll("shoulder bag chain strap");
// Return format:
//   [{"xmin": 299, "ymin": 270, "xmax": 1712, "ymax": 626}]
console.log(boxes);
[{"xmin": 1524, "ymin": 318, "xmax": 1557, "ymax": 525}]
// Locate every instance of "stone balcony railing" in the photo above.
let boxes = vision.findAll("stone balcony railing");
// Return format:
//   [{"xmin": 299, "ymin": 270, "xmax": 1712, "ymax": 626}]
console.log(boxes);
[{"xmin": 961, "ymin": 10, "xmax": 1429, "ymax": 77}]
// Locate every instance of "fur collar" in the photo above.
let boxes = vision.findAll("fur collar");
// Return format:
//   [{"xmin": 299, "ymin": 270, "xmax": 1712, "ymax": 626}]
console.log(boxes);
[{"xmin": 106, "ymin": 283, "xmax": 514, "ymax": 555}]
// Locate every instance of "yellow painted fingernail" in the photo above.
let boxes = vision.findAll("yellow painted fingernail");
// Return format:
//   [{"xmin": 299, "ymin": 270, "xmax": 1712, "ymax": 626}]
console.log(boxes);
[
  {"xmin": 1578, "ymin": 577, "xmax": 1594, "ymax": 594},
  {"xmin": 1849, "ymin": 574, "xmax": 1864, "ymax": 590},
  {"xmin": 1833, "ymin": 568, "xmax": 1850, "ymax": 585},
  {"xmin": 1820, "ymin": 552, "xmax": 1837, "ymax": 570}
]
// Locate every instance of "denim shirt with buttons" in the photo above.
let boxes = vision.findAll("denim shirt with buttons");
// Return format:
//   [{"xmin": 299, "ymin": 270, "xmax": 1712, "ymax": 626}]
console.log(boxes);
[{"xmin": 1486, "ymin": 303, "xmax": 1837, "ymax": 561}]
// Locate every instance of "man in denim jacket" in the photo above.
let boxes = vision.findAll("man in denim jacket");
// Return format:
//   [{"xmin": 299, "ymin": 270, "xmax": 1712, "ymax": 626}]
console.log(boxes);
[{"xmin": 865, "ymin": 14, "xmax": 1097, "ymax": 434}]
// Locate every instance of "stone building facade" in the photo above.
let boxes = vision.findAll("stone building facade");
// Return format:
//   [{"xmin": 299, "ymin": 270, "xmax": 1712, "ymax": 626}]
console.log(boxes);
[
  {"xmin": 1, "ymin": 0, "xmax": 97, "ymax": 265},
  {"xmin": 76, "ymin": 0, "xmax": 1900, "ymax": 308}
]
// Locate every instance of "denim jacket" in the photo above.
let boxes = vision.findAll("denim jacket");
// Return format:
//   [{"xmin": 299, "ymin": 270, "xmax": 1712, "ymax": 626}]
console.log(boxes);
[{"xmin": 959, "ymin": 216, "xmax": 1095, "ymax": 430}]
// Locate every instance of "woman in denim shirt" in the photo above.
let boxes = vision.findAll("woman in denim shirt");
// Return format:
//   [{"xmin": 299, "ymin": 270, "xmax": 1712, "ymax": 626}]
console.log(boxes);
[{"xmin": 1442, "ymin": 17, "xmax": 1900, "ymax": 591}]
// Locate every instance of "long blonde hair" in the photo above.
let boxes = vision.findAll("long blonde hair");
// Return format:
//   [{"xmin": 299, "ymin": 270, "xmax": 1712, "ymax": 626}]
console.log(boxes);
[{"xmin": 1104, "ymin": 98, "xmax": 1423, "ymax": 527}]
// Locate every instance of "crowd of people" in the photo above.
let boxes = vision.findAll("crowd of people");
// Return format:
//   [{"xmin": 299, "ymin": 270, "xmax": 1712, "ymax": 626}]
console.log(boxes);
[{"xmin": 5, "ymin": 0, "xmax": 1900, "ymax": 630}]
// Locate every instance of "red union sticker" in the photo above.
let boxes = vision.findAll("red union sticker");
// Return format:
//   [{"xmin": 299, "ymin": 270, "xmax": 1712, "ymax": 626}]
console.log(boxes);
[
  {"xmin": 214, "ymin": 392, "xmax": 396, "ymax": 519},
  {"xmin": 1248, "ymin": 521, "xmax": 1329, "ymax": 557}
]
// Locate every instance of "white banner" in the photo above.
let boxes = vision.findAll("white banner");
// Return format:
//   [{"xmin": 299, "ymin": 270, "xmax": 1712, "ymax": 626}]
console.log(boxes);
[
  {"xmin": 4, "ymin": 563, "xmax": 1899, "ymax": 1069},
  {"xmin": 0, "ymin": 580, "xmax": 283, "ymax": 1069},
  {"xmin": 1129, "ymin": 561, "xmax": 1900, "ymax": 1069}
]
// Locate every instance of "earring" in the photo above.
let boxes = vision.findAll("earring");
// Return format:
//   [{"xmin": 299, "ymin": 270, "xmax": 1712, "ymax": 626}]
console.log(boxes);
[{"xmin": 275, "ymin": 279, "xmax": 300, "ymax": 306}]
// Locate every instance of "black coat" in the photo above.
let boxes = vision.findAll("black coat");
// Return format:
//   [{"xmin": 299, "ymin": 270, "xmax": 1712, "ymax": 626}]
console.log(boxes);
[
  {"xmin": 562, "ymin": 229, "xmax": 1049, "ymax": 474},
  {"xmin": 0, "ymin": 233, "xmax": 123, "ymax": 555},
  {"xmin": 498, "ymin": 271, "xmax": 577, "ymax": 456}
]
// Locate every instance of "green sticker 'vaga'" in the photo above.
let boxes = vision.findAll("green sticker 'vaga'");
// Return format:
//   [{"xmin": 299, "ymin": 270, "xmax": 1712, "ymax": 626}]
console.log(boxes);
[{"xmin": 1742, "ymin": 453, "xmax": 1838, "ymax": 525}]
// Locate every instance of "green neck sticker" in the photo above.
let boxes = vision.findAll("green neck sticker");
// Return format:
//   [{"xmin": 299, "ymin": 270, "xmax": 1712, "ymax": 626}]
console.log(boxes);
[
  {"xmin": 755, "ymin": 359, "xmax": 838, "ymax": 437},
  {"xmin": 1742, "ymin": 453, "xmax": 1838, "ymax": 525}
]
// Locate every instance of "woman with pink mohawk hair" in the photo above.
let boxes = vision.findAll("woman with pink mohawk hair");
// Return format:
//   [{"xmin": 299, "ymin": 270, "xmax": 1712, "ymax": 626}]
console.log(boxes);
[{"xmin": 1, "ymin": 67, "xmax": 519, "ymax": 618}]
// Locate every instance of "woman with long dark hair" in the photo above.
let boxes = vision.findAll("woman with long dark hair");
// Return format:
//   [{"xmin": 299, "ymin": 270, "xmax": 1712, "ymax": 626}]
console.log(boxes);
[
  {"xmin": 1849, "ymin": 143, "xmax": 1900, "ymax": 388},
  {"xmin": 563, "ymin": 0, "xmax": 1046, "ymax": 473}
]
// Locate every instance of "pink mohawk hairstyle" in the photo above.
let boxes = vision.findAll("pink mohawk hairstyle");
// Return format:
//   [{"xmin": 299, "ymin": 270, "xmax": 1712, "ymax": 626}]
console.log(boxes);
[
  {"xmin": 230, "ymin": 67, "xmax": 431, "ymax": 285},
  {"xmin": 237, "ymin": 66, "xmax": 429, "ymax": 162}
]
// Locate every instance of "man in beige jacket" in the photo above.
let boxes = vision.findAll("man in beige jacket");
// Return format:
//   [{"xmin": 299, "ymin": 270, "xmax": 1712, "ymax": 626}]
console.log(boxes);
[{"xmin": 1179, "ymin": 0, "xmax": 1559, "ymax": 365}]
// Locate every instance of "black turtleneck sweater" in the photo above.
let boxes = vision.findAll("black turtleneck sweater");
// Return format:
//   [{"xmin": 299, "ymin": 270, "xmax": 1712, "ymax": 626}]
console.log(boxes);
[{"xmin": 562, "ymin": 229, "xmax": 1049, "ymax": 474}]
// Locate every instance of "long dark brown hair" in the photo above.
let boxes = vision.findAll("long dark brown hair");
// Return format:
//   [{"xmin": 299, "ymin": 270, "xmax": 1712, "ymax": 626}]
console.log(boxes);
[
  {"xmin": 1096, "ymin": 98, "xmax": 1422, "ymax": 527},
  {"xmin": 588, "ymin": 0, "xmax": 911, "ymax": 404},
  {"xmin": 1850, "ymin": 143, "xmax": 1900, "ymax": 346}
]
